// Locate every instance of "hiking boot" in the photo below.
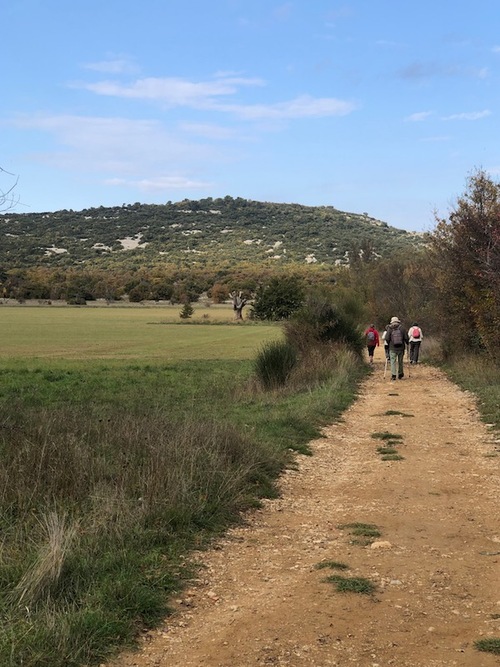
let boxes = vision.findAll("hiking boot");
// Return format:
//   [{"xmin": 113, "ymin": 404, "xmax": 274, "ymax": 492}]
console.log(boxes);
[
  {"xmin": 398, "ymin": 373, "xmax": 404, "ymax": 379},
  {"xmin": 391, "ymin": 375, "xmax": 396, "ymax": 381}
]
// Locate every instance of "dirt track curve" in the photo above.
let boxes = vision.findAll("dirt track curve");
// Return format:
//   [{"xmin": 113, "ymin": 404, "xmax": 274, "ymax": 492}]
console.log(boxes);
[{"xmin": 108, "ymin": 359, "xmax": 500, "ymax": 667}]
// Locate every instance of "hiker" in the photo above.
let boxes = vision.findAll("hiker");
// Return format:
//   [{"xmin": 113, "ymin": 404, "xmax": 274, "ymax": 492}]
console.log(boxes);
[
  {"xmin": 364, "ymin": 324, "xmax": 380, "ymax": 364},
  {"xmin": 409, "ymin": 322, "xmax": 423, "ymax": 364},
  {"xmin": 385, "ymin": 316, "xmax": 409, "ymax": 380},
  {"xmin": 381, "ymin": 323, "xmax": 390, "ymax": 360}
]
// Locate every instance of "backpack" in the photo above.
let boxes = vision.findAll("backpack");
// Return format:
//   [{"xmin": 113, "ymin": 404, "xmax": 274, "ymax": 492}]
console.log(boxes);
[
  {"xmin": 366, "ymin": 330, "xmax": 376, "ymax": 344},
  {"xmin": 412, "ymin": 326, "xmax": 421, "ymax": 340},
  {"xmin": 390, "ymin": 326, "xmax": 403, "ymax": 347}
]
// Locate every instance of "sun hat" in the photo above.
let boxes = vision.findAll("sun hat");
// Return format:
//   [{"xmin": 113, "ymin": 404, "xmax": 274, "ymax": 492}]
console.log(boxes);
[{"xmin": 390, "ymin": 316, "xmax": 400, "ymax": 324}]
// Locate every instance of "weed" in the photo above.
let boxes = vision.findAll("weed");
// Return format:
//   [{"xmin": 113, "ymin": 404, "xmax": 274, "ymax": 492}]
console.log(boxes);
[
  {"xmin": 324, "ymin": 575, "xmax": 375, "ymax": 595},
  {"xmin": 314, "ymin": 561, "xmax": 349, "ymax": 571},
  {"xmin": 376, "ymin": 447, "xmax": 398, "ymax": 455},
  {"xmin": 474, "ymin": 638, "xmax": 500, "ymax": 655},
  {"xmin": 338, "ymin": 522, "xmax": 381, "ymax": 543},
  {"xmin": 371, "ymin": 431, "xmax": 403, "ymax": 441},
  {"xmin": 383, "ymin": 410, "xmax": 414, "ymax": 417},
  {"xmin": 381, "ymin": 453, "xmax": 405, "ymax": 461}
]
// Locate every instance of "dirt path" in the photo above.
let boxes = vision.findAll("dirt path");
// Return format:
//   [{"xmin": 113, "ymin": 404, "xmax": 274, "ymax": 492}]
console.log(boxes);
[{"xmin": 108, "ymin": 361, "xmax": 500, "ymax": 667}]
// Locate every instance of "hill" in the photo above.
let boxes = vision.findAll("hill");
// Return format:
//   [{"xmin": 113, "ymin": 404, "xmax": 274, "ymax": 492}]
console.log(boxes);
[{"xmin": 0, "ymin": 197, "xmax": 424, "ymax": 270}]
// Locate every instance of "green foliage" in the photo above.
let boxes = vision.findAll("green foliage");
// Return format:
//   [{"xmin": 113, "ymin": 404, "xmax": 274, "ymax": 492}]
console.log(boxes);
[
  {"xmin": 0, "ymin": 197, "xmax": 421, "ymax": 273},
  {"xmin": 179, "ymin": 301, "xmax": 194, "ymax": 319},
  {"xmin": 323, "ymin": 575, "xmax": 376, "ymax": 595},
  {"xmin": 314, "ymin": 561, "xmax": 349, "ymax": 570},
  {"xmin": 371, "ymin": 431, "xmax": 403, "ymax": 441},
  {"xmin": 338, "ymin": 522, "xmax": 381, "ymax": 538},
  {"xmin": 254, "ymin": 340, "xmax": 298, "ymax": 389},
  {"xmin": 474, "ymin": 638, "xmax": 500, "ymax": 655},
  {"xmin": 284, "ymin": 287, "xmax": 364, "ymax": 355},
  {"xmin": 251, "ymin": 275, "xmax": 305, "ymax": 321},
  {"xmin": 431, "ymin": 169, "xmax": 500, "ymax": 359}
]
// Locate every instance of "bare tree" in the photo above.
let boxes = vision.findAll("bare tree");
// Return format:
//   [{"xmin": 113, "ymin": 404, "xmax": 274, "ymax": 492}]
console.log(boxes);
[
  {"xmin": 229, "ymin": 290, "xmax": 248, "ymax": 320},
  {"xmin": 0, "ymin": 167, "xmax": 20, "ymax": 212}
]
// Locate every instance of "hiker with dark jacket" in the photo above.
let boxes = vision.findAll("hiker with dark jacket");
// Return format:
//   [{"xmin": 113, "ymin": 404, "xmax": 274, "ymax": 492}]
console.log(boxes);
[
  {"xmin": 364, "ymin": 324, "xmax": 379, "ymax": 364},
  {"xmin": 385, "ymin": 316, "xmax": 409, "ymax": 380}
]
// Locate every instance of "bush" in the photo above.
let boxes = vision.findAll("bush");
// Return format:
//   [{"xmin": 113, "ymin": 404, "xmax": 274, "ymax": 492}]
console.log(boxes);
[
  {"xmin": 251, "ymin": 276, "xmax": 304, "ymax": 321},
  {"xmin": 254, "ymin": 340, "xmax": 298, "ymax": 390},
  {"xmin": 284, "ymin": 288, "xmax": 364, "ymax": 356}
]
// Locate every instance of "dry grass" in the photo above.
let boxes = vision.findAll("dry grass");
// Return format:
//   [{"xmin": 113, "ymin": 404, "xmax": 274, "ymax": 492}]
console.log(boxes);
[{"xmin": 14, "ymin": 512, "xmax": 77, "ymax": 606}]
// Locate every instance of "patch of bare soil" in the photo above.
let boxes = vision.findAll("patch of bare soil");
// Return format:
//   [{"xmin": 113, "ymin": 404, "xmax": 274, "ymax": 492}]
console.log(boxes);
[{"xmin": 107, "ymin": 361, "xmax": 500, "ymax": 667}]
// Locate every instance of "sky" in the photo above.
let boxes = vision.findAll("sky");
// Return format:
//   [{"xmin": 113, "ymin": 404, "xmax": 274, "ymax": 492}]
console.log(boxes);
[{"xmin": 2, "ymin": 1, "xmax": 500, "ymax": 232}]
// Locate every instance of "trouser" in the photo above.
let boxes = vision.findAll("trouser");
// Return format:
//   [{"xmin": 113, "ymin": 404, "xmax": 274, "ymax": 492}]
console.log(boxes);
[
  {"xmin": 389, "ymin": 348, "xmax": 405, "ymax": 378},
  {"xmin": 367, "ymin": 344, "xmax": 376, "ymax": 359},
  {"xmin": 384, "ymin": 344, "xmax": 390, "ymax": 360},
  {"xmin": 410, "ymin": 341, "xmax": 421, "ymax": 363}
]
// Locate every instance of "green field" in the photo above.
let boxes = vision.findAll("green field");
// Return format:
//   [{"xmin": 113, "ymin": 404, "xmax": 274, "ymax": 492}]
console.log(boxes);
[{"xmin": 0, "ymin": 303, "xmax": 280, "ymax": 361}]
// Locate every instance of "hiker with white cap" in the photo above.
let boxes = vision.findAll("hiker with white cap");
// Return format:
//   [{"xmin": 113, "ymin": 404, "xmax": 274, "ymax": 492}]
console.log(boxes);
[{"xmin": 385, "ymin": 316, "xmax": 409, "ymax": 380}]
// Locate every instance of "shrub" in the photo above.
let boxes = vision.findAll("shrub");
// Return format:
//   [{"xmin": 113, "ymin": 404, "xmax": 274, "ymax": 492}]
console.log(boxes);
[
  {"xmin": 284, "ymin": 288, "xmax": 364, "ymax": 355},
  {"xmin": 251, "ymin": 276, "xmax": 304, "ymax": 321},
  {"xmin": 254, "ymin": 340, "xmax": 298, "ymax": 390}
]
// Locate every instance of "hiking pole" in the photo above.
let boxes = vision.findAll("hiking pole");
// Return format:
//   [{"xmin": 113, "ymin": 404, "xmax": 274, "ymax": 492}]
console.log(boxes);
[{"xmin": 384, "ymin": 356, "xmax": 388, "ymax": 378}]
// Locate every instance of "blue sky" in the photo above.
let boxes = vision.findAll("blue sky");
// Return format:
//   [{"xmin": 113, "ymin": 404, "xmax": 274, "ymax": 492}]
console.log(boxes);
[{"xmin": 2, "ymin": 1, "xmax": 499, "ymax": 231}]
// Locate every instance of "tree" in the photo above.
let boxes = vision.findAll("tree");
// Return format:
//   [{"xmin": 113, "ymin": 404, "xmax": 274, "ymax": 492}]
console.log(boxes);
[
  {"xmin": 431, "ymin": 169, "xmax": 500, "ymax": 357},
  {"xmin": 251, "ymin": 276, "xmax": 304, "ymax": 321},
  {"xmin": 179, "ymin": 301, "xmax": 194, "ymax": 319},
  {"xmin": 229, "ymin": 290, "xmax": 248, "ymax": 320}
]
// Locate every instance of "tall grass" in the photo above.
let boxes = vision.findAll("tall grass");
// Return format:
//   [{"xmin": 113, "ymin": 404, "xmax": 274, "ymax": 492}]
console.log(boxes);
[
  {"xmin": 442, "ymin": 353, "xmax": 500, "ymax": 429},
  {"xmin": 0, "ymin": 348, "xmax": 368, "ymax": 667},
  {"xmin": 254, "ymin": 340, "xmax": 298, "ymax": 389}
]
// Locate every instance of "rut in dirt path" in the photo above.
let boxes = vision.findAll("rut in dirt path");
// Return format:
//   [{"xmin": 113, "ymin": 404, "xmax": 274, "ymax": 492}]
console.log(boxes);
[{"xmin": 108, "ymin": 362, "xmax": 500, "ymax": 667}]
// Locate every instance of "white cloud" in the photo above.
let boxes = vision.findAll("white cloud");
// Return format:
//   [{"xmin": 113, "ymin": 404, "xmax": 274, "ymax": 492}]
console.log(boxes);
[
  {"xmin": 105, "ymin": 176, "xmax": 212, "ymax": 191},
  {"xmin": 75, "ymin": 74, "xmax": 355, "ymax": 119},
  {"xmin": 216, "ymin": 95, "xmax": 356, "ymax": 120},
  {"xmin": 78, "ymin": 74, "xmax": 265, "ymax": 107},
  {"xmin": 83, "ymin": 57, "xmax": 139, "ymax": 75},
  {"xmin": 441, "ymin": 110, "xmax": 492, "ymax": 121},
  {"xmin": 9, "ymin": 113, "xmax": 220, "ymax": 174},
  {"xmin": 405, "ymin": 111, "xmax": 433, "ymax": 122}
]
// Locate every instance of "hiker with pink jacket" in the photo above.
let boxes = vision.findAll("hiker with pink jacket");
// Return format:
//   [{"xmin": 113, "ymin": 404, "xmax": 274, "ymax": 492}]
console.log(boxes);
[{"xmin": 408, "ymin": 322, "xmax": 423, "ymax": 364}]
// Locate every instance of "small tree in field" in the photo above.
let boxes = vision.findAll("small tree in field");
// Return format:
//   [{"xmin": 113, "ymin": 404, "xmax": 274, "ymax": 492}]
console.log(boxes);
[{"xmin": 180, "ymin": 301, "xmax": 194, "ymax": 319}]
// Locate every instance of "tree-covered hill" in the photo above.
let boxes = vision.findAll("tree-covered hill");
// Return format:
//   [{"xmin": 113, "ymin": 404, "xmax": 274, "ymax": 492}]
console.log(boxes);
[{"xmin": 0, "ymin": 196, "xmax": 425, "ymax": 270}]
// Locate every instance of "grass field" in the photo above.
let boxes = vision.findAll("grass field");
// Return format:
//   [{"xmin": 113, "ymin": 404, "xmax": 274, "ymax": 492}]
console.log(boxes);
[{"xmin": 0, "ymin": 303, "xmax": 279, "ymax": 361}]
